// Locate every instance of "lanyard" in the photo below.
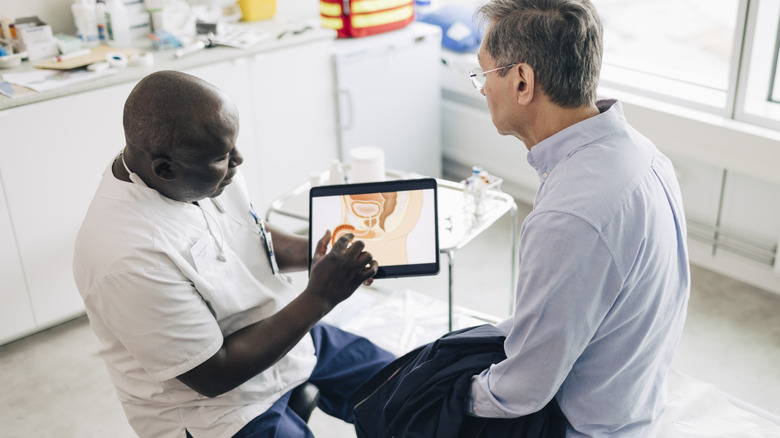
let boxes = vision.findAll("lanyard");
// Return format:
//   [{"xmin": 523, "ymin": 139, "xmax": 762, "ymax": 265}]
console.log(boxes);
[
  {"xmin": 210, "ymin": 198, "xmax": 279, "ymax": 274},
  {"xmin": 249, "ymin": 203, "xmax": 279, "ymax": 274}
]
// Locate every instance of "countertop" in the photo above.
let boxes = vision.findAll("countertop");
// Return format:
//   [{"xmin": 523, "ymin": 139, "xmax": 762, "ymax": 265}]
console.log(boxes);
[{"xmin": 0, "ymin": 19, "xmax": 335, "ymax": 112}]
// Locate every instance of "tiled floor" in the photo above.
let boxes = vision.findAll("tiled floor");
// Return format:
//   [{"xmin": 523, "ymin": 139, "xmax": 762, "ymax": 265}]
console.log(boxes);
[{"xmin": 2, "ymin": 202, "xmax": 780, "ymax": 437}]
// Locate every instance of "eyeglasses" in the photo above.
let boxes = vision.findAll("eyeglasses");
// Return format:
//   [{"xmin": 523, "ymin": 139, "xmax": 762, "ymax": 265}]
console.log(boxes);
[{"xmin": 468, "ymin": 64, "xmax": 517, "ymax": 91}]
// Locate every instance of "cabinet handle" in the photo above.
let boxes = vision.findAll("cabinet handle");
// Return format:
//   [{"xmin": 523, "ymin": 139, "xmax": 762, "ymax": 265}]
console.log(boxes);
[{"xmin": 338, "ymin": 88, "xmax": 353, "ymax": 130}]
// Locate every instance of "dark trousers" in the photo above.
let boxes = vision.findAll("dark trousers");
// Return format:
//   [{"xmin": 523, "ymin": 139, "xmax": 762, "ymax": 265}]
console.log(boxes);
[
  {"xmin": 187, "ymin": 323, "xmax": 394, "ymax": 438},
  {"xmin": 352, "ymin": 324, "xmax": 568, "ymax": 438}
]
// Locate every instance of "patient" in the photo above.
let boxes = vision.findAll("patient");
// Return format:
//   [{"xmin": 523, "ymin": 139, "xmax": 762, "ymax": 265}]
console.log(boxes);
[
  {"xmin": 465, "ymin": 0, "xmax": 690, "ymax": 435},
  {"xmin": 72, "ymin": 70, "xmax": 394, "ymax": 438},
  {"xmin": 353, "ymin": 0, "xmax": 690, "ymax": 436}
]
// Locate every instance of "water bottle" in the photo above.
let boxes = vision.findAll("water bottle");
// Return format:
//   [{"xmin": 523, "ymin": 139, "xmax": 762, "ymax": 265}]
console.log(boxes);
[{"xmin": 464, "ymin": 165, "xmax": 485, "ymax": 217}]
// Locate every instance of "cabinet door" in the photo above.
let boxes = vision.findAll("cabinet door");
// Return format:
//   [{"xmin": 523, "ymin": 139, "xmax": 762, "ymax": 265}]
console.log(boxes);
[
  {"xmin": 0, "ymin": 174, "xmax": 35, "ymax": 343},
  {"xmin": 335, "ymin": 25, "xmax": 443, "ymax": 178},
  {"xmin": 185, "ymin": 58, "xmax": 264, "ymax": 205},
  {"xmin": 249, "ymin": 39, "xmax": 340, "ymax": 213},
  {"xmin": 0, "ymin": 82, "xmax": 135, "ymax": 328}
]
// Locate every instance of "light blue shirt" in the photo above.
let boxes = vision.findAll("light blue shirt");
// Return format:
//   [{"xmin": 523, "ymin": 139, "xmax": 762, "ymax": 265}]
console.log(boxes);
[{"xmin": 467, "ymin": 100, "xmax": 690, "ymax": 437}]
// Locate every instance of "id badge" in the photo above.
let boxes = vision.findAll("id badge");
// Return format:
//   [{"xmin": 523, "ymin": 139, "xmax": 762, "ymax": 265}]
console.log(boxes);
[{"xmin": 261, "ymin": 228, "xmax": 280, "ymax": 274}]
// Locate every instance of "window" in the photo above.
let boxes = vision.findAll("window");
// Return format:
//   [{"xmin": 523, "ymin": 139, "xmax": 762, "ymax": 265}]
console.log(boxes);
[
  {"xmin": 594, "ymin": 0, "xmax": 780, "ymax": 130},
  {"xmin": 592, "ymin": 0, "xmax": 742, "ymax": 115},
  {"xmin": 443, "ymin": 0, "xmax": 780, "ymax": 132},
  {"xmin": 736, "ymin": 0, "xmax": 780, "ymax": 131}
]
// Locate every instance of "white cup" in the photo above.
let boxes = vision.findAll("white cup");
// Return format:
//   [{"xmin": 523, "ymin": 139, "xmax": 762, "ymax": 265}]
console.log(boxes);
[{"xmin": 349, "ymin": 146, "xmax": 385, "ymax": 183}]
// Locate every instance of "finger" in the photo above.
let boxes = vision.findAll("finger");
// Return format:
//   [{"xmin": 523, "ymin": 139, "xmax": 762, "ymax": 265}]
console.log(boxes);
[
  {"xmin": 362, "ymin": 260, "xmax": 379, "ymax": 277},
  {"xmin": 355, "ymin": 249, "xmax": 373, "ymax": 266},
  {"xmin": 315, "ymin": 230, "xmax": 331, "ymax": 257},
  {"xmin": 347, "ymin": 238, "xmax": 366, "ymax": 253},
  {"xmin": 332, "ymin": 233, "xmax": 354, "ymax": 251}
]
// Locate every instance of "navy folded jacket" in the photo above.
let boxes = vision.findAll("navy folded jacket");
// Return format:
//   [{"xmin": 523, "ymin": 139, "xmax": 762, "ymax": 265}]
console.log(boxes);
[{"xmin": 350, "ymin": 324, "xmax": 566, "ymax": 438}]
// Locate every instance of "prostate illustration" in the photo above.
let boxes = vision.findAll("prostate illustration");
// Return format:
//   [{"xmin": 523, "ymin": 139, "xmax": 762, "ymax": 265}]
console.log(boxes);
[
  {"xmin": 330, "ymin": 190, "xmax": 423, "ymax": 265},
  {"xmin": 332, "ymin": 192, "xmax": 398, "ymax": 244}
]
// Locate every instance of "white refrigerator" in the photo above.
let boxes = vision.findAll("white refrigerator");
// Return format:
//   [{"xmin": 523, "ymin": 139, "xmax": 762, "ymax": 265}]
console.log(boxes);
[{"xmin": 334, "ymin": 22, "xmax": 443, "ymax": 178}]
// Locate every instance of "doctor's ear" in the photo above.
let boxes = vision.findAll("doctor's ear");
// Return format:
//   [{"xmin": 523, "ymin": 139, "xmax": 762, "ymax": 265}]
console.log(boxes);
[{"xmin": 151, "ymin": 158, "xmax": 175, "ymax": 181}]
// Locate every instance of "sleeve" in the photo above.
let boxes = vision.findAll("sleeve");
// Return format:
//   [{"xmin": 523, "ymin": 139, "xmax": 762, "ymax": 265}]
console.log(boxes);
[
  {"xmin": 467, "ymin": 211, "xmax": 624, "ymax": 417},
  {"xmin": 85, "ymin": 266, "xmax": 224, "ymax": 382}
]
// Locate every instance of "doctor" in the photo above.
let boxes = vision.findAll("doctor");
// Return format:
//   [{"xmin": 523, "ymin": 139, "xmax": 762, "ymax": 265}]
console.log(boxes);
[
  {"xmin": 73, "ymin": 70, "xmax": 394, "ymax": 437},
  {"xmin": 465, "ymin": 0, "xmax": 690, "ymax": 436}
]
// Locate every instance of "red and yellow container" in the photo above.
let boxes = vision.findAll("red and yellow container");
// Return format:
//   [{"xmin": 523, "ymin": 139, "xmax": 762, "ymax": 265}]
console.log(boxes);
[{"xmin": 321, "ymin": 0, "xmax": 414, "ymax": 38}]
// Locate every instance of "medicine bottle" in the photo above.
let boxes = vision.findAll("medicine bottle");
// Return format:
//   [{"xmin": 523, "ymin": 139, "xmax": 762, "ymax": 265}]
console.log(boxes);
[
  {"xmin": 104, "ymin": 0, "xmax": 131, "ymax": 47},
  {"xmin": 96, "ymin": 1, "xmax": 107, "ymax": 42},
  {"xmin": 72, "ymin": 0, "xmax": 100, "ymax": 47}
]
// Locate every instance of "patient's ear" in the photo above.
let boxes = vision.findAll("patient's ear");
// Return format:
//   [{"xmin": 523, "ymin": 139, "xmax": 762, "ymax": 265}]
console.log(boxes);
[
  {"xmin": 514, "ymin": 63, "xmax": 535, "ymax": 105},
  {"xmin": 151, "ymin": 158, "xmax": 175, "ymax": 181}
]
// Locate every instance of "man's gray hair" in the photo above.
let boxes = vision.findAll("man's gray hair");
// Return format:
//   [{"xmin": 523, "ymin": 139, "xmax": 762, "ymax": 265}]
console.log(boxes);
[{"xmin": 476, "ymin": 0, "xmax": 603, "ymax": 108}]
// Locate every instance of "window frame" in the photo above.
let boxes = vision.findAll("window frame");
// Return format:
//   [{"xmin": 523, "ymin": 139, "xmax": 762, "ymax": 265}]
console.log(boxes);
[
  {"xmin": 448, "ymin": 0, "xmax": 780, "ymax": 133},
  {"xmin": 594, "ymin": 0, "xmax": 749, "ymax": 120},
  {"xmin": 734, "ymin": 0, "xmax": 780, "ymax": 131}
]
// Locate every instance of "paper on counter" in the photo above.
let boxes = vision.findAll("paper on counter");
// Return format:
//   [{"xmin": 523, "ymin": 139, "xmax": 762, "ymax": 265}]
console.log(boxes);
[
  {"xmin": 209, "ymin": 25, "xmax": 269, "ymax": 49},
  {"xmin": 0, "ymin": 81, "xmax": 37, "ymax": 99},
  {"xmin": 31, "ymin": 45, "xmax": 139, "ymax": 70},
  {"xmin": 1, "ymin": 67, "xmax": 117, "ymax": 93}
]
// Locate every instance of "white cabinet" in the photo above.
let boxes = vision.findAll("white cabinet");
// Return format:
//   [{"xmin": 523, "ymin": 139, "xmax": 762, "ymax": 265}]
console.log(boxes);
[
  {"xmin": 0, "ymin": 82, "xmax": 135, "ymax": 331},
  {"xmin": 334, "ymin": 22, "xmax": 443, "ymax": 178},
  {"xmin": 250, "ymin": 38, "xmax": 340, "ymax": 212},
  {"xmin": 0, "ymin": 175, "xmax": 35, "ymax": 344}
]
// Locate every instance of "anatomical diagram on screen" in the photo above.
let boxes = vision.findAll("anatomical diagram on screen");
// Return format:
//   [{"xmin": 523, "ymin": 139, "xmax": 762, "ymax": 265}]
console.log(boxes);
[{"xmin": 312, "ymin": 188, "xmax": 436, "ymax": 266}]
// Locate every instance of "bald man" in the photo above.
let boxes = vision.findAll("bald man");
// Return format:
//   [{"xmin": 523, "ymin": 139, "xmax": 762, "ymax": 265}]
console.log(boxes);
[{"xmin": 73, "ymin": 70, "xmax": 394, "ymax": 438}]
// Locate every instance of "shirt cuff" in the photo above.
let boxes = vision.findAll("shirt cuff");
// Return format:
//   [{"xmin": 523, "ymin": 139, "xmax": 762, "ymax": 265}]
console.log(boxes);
[{"xmin": 466, "ymin": 372, "xmax": 516, "ymax": 418}]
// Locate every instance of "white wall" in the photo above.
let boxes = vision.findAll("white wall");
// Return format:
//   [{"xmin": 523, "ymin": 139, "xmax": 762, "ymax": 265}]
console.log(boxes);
[{"xmin": 1, "ymin": 0, "xmax": 76, "ymax": 36}]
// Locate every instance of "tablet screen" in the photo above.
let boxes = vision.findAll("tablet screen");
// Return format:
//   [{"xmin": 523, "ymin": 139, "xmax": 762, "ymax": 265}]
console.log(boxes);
[{"xmin": 309, "ymin": 178, "xmax": 439, "ymax": 278}]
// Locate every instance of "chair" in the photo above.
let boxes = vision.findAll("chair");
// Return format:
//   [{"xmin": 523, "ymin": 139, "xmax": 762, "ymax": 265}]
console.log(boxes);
[{"xmin": 288, "ymin": 382, "xmax": 320, "ymax": 423}]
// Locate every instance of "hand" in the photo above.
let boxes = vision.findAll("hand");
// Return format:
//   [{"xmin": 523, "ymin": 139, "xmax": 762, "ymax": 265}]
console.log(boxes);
[{"xmin": 306, "ymin": 231, "xmax": 378, "ymax": 308}]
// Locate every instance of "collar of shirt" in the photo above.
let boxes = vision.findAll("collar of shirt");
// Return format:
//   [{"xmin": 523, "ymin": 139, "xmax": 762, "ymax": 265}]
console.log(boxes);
[{"xmin": 526, "ymin": 98, "xmax": 624, "ymax": 182}]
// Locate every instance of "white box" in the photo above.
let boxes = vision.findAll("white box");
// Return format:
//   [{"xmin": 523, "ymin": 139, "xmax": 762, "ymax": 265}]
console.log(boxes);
[{"xmin": 16, "ymin": 18, "xmax": 58, "ymax": 61}]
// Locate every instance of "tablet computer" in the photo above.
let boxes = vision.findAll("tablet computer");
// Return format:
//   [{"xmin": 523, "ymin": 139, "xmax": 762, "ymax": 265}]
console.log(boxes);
[{"xmin": 309, "ymin": 178, "xmax": 440, "ymax": 278}]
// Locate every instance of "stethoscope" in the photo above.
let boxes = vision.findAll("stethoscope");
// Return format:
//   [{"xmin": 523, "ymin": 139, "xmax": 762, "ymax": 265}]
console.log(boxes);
[{"xmin": 121, "ymin": 152, "xmax": 278, "ymax": 271}]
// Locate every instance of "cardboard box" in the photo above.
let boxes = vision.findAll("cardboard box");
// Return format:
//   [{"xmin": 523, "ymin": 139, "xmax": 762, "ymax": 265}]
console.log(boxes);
[{"xmin": 15, "ymin": 16, "xmax": 58, "ymax": 61}]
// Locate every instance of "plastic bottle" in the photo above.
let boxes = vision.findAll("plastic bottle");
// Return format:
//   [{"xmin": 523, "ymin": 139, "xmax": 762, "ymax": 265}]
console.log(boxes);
[
  {"xmin": 463, "ymin": 165, "xmax": 483, "ymax": 217},
  {"xmin": 104, "ymin": 0, "xmax": 131, "ymax": 47},
  {"xmin": 96, "ymin": 1, "xmax": 107, "ymax": 43},
  {"xmin": 328, "ymin": 159, "xmax": 345, "ymax": 185},
  {"xmin": 71, "ymin": 0, "xmax": 100, "ymax": 48}
]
